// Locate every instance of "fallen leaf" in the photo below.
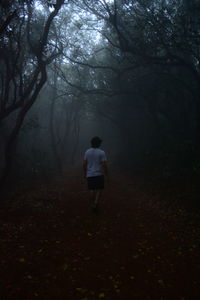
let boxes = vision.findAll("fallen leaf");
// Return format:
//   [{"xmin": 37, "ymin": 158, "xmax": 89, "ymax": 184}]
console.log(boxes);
[
  {"xmin": 62, "ymin": 264, "xmax": 68, "ymax": 271},
  {"xmin": 158, "ymin": 279, "xmax": 165, "ymax": 287}
]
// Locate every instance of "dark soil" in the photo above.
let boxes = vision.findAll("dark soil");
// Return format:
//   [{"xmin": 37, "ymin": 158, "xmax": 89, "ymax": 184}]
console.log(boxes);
[{"xmin": 0, "ymin": 172, "xmax": 199, "ymax": 300}]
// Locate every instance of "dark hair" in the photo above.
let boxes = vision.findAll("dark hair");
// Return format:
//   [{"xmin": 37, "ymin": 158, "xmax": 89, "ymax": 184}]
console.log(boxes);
[{"xmin": 91, "ymin": 136, "xmax": 102, "ymax": 148}]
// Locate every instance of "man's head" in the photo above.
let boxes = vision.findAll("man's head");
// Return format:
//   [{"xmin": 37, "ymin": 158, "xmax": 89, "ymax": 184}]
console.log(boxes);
[{"xmin": 91, "ymin": 136, "xmax": 102, "ymax": 148}]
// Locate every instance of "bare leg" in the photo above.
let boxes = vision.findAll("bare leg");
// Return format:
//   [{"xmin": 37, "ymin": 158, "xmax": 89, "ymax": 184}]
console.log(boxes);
[
  {"xmin": 91, "ymin": 189, "xmax": 101, "ymax": 213},
  {"xmin": 94, "ymin": 189, "xmax": 101, "ymax": 205},
  {"xmin": 89, "ymin": 189, "xmax": 102, "ymax": 213}
]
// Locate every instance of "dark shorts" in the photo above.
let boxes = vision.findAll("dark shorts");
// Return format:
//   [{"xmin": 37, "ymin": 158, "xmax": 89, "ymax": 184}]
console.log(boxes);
[{"xmin": 87, "ymin": 175, "xmax": 104, "ymax": 190}]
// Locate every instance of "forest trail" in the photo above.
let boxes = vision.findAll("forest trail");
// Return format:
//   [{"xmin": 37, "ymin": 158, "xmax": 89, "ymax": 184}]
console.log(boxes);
[{"xmin": 0, "ymin": 173, "xmax": 199, "ymax": 300}]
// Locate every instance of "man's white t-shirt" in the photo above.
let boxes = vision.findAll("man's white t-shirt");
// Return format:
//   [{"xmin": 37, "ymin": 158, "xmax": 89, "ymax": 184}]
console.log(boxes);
[{"xmin": 84, "ymin": 148, "xmax": 107, "ymax": 178}]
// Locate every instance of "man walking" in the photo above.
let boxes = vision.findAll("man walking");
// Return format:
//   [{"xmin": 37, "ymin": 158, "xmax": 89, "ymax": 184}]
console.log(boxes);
[{"xmin": 83, "ymin": 136, "xmax": 108, "ymax": 213}]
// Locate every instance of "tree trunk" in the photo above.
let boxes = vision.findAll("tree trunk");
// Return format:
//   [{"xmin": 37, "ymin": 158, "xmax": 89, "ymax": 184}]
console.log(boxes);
[
  {"xmin": 49, "ymin": 84, "xmax": 64, "ymax": 175},
  {"xmin": 0, "ymin": 0, "xmax": 64, "ymax": 187},
  {"xmin": 0, "ymin": 66, "xmax": 47, "ymax": 187}
]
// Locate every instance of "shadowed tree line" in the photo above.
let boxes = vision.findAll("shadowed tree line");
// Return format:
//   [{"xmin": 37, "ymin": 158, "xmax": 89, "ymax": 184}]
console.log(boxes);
[
  {"xmin": 0, "ymin": 0, "xmax": 200, "ymax": 186},
  {"xmin": 0, "ymin": 0, "xmax": 65, "ymax": 185}
]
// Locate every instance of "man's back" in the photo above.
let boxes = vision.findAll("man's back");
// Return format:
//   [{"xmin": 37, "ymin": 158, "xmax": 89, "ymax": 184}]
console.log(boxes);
[{"xmin": 84, "ymin": 147, "xmax": 107, "ymax": 177}]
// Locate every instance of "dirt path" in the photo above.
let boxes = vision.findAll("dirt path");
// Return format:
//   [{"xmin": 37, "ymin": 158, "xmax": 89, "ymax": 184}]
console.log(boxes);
[{"xmin": 0, "ymin": 174, "xmax": 199, "ymax": 299}]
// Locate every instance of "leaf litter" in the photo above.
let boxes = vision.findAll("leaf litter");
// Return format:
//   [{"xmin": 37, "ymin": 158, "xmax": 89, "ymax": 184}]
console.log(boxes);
[{"xmin": 0, "ymin": 173, "xmax": 199, "ymax": 299}]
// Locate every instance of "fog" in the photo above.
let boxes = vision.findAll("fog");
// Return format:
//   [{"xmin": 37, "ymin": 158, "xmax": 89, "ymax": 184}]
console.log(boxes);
[
  {"xmin": 1, "ymin": 1, "xmax": 200, "ymax": 299},
  {"xmin": 0, "ymin": 0, "xmax": 200, "ymax": 182}
]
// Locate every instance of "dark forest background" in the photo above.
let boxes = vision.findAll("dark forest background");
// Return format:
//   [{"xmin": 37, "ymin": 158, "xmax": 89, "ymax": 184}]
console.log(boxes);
[{"xmin": 0, "ymin": 0, "xmax": 200, "ymax": 185}]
